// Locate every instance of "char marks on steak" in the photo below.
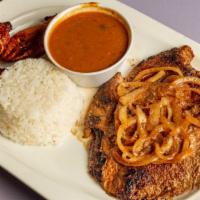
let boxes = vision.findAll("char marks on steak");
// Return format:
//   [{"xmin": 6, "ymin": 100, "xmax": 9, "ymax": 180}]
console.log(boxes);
[{"xmin": 85, "ymin": 45, "xmax": 200, "ymax": 199}]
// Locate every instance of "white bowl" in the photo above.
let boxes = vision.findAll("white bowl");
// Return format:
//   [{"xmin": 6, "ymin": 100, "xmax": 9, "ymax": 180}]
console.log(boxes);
[{"xmin": 44, "ymin": 2, "xmax": 133, "ymax": 87}]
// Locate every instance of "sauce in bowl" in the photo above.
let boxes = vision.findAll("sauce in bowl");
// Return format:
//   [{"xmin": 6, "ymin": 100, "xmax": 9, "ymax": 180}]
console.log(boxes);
[{"xmin": 48, "ymin": 11, "xmax": 129, "ymax": 73}]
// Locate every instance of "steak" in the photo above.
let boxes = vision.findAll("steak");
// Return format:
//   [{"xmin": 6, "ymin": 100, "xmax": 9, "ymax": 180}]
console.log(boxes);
[{"xmin": 84, "ymin": 45, "xmax": 200, "ymax": 199}]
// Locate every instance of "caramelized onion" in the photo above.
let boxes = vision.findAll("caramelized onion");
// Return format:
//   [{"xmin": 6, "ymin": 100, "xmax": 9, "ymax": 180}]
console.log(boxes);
[
  {"xmin": 148, "ymin": 102, "xmax": 161, "ymax": 128},
  {"xmin": 147, "ymin": 70, "xmax": 166, "ymax": 82},
  {"xmin": 118, "ymin": 105, "xmax": 128, "ymax": 123},
  {"xmin": 150, "ymin": 124, "xmax": 165, "ymax": 139},
  {"xmin": 189, "ymin": 88, "xmax": 200, "ymax": 95},
  {"xmin": 134, "ymin": 67, "xmax": 183, "ymax": 81},
  {"xmin": 155, "ymin": 141, "xmax": 175, "ymax": 161},
  {"xmin": 171, "ymin": 101, "xmax": 182, "ymax": 124},
  {"xmin": 117, "ymin": 81, "xmax": 144, "ymax": 97},
  {"xmin": 119, "ymin": 87, "xmax": 147, "ymax": 105},
  {"xmin": 113, "ymin": 66, "xmax": 199, "ymax": 167},
  {"xmin": 173, "ymin": 76, "xmax": 200, "ymax": 86},
  {"xmin": 186, "ymin": 112, "xmax": 200, "ymax": 127}
]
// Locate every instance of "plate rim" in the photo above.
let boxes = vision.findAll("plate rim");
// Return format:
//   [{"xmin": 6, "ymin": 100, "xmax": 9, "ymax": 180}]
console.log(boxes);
[{"xmin": 0, "ymin": 1, "xmax": 200, "ymax": 200}]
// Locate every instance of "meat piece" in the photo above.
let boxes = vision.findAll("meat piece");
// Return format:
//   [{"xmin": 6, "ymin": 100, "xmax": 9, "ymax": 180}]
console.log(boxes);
[
  {"xmin": 85, "ymin": 45, "xmax": 200, "ymax": 199},
  {"xmin": 0, "ymin": 22, "xmax": 12, "ymax": 55},
  {"xmin": 127, "ymin": 45, "xmax": 194, "ymax": 81},
  {"xmin": 85, "ymin": 72, "xmax": 123, "ymax": 138},
  {"xmin": 0, "ymin": 16, "xmax": 54, "ymax": 62}
]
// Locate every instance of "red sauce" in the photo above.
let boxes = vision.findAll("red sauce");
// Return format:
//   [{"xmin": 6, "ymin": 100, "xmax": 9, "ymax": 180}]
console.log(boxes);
[{"xmin": 48, "ymin": 11, "xmax": 129, "ymax": 73}]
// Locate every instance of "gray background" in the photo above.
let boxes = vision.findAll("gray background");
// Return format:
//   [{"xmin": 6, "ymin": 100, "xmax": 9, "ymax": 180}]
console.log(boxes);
[{"xmin": 0, "ymin": 0, "xmax": 199, "ymax": 199}]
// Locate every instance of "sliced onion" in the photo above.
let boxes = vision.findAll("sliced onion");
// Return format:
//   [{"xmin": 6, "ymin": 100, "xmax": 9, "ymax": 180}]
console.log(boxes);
[
  {"xmin": 169, "ymin": 127, "xmax": 181, "ymax": 137},
  {"xmin": 186, "ymin": 112, "xmax": 200, "ymax": 127},
  {"xmin": 117, "ymin": 118, "xmax": 137, "ymax": 152},
  {"xmin": 147, "ymin": 70, "xmax": 166, "ymax": 82},
  {"xmin": 119, "ymin": 87, "xmax": 147, "ymax": 106},
  {"xmin": 172, "ymin": 132, "xmax": 192, "ymax": 162},
  {"xmin": 116, "ymin": 125, "xmax": 129, "ymax": 153},
  {"xmin": 163, "ymin": 75, "xmax": 180, "ymax": 83},
  {"xmin": 181, "ymin": 119, "xmax": 190, "ymax": 133},
  {"xmin": 134, "ymin": 67, "xmax": 183, "ymax": 81},
  {"xmin": 118, "ymin": 106, "xmax": 128, "ymax": 123},
  {"xmin": 155, "ymin": 143, "xmax": 175, "ymax": 161},
  {"xmin": 117, "ymin": 81, "xmax": 144, "ymax": 97},
  {"xmin": 161, "ymin": 97, "xmax": 173, "ymax": 120},
  {"xmin": 171, "ymin": 101, "xmax": 182, "ymax": 124},
  {"xmin": 160, "ymin": 136, "xmax": 173, "ymax": 153},
  {"xmin": 150, "ymin": 124, "xmax": 165, "ymax": 139},
  {"xmin": 132, "ymin": 137, "xmax": 147, "ymax": 155},
  {"xmin": 113, "ymin": 66, "xmax": 196, "ymax": 167},
  {"xmin": 136, "ymin": 105, "xmax": 147, "ymax": 125},
  {"xmin": 148, "ymin": 102, "xmax": 161, "ymax": 128},
  {"xmin": 172, "ymin": 76, "xmax": 200, "ymax": 86},
  {"xmin": 190, "ymin": 88, "xmax": 200, "ymax": 95},
  {"xmin": 161, "ymin": 116, "xmax": 174, "ymax": 130}
]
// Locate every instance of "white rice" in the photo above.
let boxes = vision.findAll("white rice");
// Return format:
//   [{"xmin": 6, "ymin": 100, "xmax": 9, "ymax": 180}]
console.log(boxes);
[{"xmin": 0, "ymin": 58, "xmax": 83, "ymax": 146}]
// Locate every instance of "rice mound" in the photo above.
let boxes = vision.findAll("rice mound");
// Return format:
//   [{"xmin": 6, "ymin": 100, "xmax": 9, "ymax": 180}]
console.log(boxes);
[{"xmin": 0, "ymin": 58, "xmax": 83, "ymax": 146}]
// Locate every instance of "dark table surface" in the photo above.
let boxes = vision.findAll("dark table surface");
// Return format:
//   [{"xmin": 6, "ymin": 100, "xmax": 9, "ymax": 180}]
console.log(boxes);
[{"xmin": 1, "ymin": 0, "xmax": 200, "ymax": 199}]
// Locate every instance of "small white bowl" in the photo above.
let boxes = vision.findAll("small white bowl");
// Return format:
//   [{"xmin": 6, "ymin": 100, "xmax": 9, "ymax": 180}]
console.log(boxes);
[{"xmin": 44, "ymin": 2, "xmax": 133, "ymax": 87}]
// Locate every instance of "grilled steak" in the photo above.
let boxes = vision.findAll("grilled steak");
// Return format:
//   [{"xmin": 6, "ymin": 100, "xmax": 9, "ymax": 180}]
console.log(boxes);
[{"xmin": 85, "ymin": 45, "xmax": 200, "ymax": 199}]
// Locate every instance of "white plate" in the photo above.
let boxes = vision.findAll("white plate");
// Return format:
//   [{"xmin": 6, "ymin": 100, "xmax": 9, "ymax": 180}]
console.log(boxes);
[{"xmin": 0, "ymin": 0, "xmax": 200, "ymax": 199}]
